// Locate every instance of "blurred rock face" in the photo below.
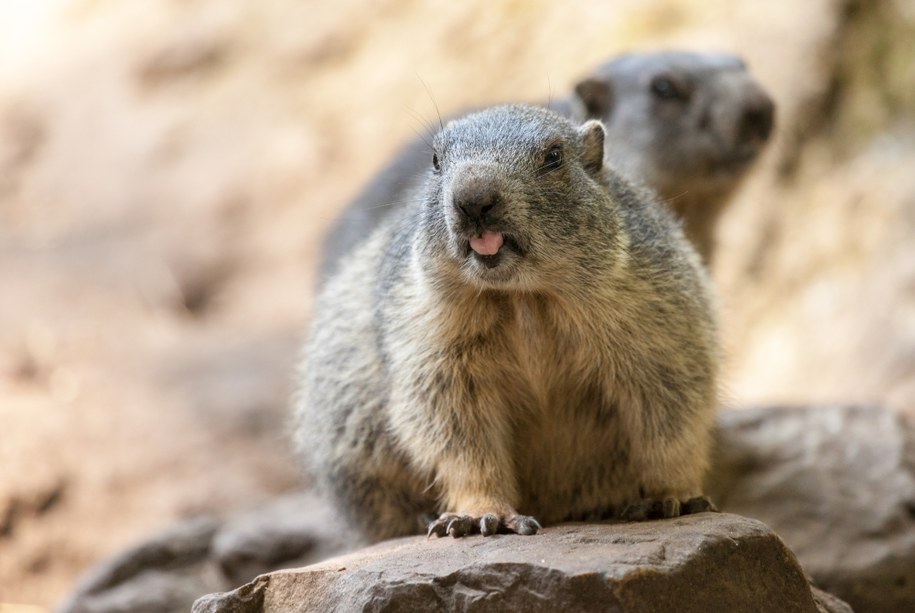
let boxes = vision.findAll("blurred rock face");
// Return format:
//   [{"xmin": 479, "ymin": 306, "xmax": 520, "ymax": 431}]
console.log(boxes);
[
  {"xmin": 0, "ymin": 0, "xmax": 912, "ymax": 607},
  {"xmin": 717, "ymin": 0, "xmax": 915, "ymax": 413}
]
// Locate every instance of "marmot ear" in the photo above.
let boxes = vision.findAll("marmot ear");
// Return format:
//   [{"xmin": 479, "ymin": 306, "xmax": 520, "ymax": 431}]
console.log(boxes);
[
  {"xmin": 577, "ymin": 120, "xmax": 605, "ymax": 176},
  {"xmin": 573, "ymin": 77, "xmax": 615, "ymax": 121}
]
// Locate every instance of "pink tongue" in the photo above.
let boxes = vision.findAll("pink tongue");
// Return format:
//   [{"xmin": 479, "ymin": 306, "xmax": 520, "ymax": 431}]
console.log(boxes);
[{"xmin": 469, "ymin": 231, "xmax": 504, "ymax": 256}]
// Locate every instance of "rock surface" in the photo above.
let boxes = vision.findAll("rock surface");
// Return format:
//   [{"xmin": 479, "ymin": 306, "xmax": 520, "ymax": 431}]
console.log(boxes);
[
  {"xmin": 62, "ymin": 403, "xmax": 915, "ymax": 612},
  {"xmin": 210, "ymin": 491, "xmax": 348, "ymax": 587},
  {"xmin": 192, "ymin": 514, "xmax": 850, "ymax": 613},
  {"xmin": 57, "ymin": 517, "xmax": 223, "ymax": 613},
  {"xmin": 710, "ymin": 404, "xmax": 915, "ymax": 613},
  {"xmin": 58, "ymin": 493, "xmax": 347, "ymax": 613},
  {"xmin": 53, "ymin": 400, "xmax": 915, "ymax": 613}
]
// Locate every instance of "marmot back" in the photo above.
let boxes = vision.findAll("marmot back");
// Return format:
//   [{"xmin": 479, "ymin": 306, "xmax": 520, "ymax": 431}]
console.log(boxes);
[
  {"xmin": 295, "ymin": 104, "xmax": 718, "ymax": 542},
  {"xmin": 318, "ymin": 51, "xmax": 774, "ymax": 283}
]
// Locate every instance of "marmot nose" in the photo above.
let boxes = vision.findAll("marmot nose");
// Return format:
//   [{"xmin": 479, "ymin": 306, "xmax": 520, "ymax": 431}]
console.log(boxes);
[
  {"xmin": 454, "ymin": 184, "xmax": 502, "ymax": 223},
  {"xmin": 739, "ymin": 95, "xmax": 775, "ymax": 143}
]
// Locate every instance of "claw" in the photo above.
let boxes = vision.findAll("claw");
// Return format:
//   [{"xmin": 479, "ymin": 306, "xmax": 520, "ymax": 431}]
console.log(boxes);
[
  {"xmin": 427, "ymin": 518, "xmax": 449, "ymax": 538},
  {"xmin": 682, "ymin": 495, "xmax": 718, "ymax": 515},
  {"xmin": 480, "ymin": 513, "xmax": 500, "ymax": 536},
  {"xmin": 427, "ymin": 511, "xmax": 541, "ymax": 538},
  {"xmin": 514, "ymin": 516, "xmax": 541, "ymax": 535},
  {"xmin": 661, "ymin": 497, "xmax": 681, "ymax": 519},
  {"xmin": 622, "ymin": 501, "xmax": 648, "ymax": 521},
  {"xmin": 623, "ymin": 494, "xmax": 716, "ymax": 522},
  {"xmin": 446, "ymin": 515, "xmax": 474, "ymax": 538}
]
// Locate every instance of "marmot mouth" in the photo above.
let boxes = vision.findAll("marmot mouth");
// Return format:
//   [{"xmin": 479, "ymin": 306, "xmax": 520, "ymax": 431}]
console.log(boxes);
[
  {"xmin": 716, "ymin": 145, "xmax": 761, "ymax": 171},
  {"xmin": 460, "ymin": 232, "xmax": 524, "ymax": 268},
  {"xmin": 469, "ymin": 231, "xmax": 504, "ymax": 256}
]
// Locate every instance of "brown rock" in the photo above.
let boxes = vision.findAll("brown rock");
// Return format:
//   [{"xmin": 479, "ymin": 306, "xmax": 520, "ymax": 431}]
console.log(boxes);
[
  {"xmin": 59, "ymin": 493, "xmax": 347, "ymax": 613},
  {"xmin": 212, "ymin": 492, "xmax": 348, "ymax": 586},
  {"xmin": 711, "ymin": 404, "xmax": 915, "ymax": 613},
  {"xmin": 58, "ymin": 517, "xmax": 223, "ymax": 613},
  {"xmin": 192, "ymin": 514, "xmax": 850, "ymax": 613}
]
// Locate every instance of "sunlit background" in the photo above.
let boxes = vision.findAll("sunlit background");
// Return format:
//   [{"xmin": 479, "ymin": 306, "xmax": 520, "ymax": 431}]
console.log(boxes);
[{"xmin": 1, "ymin": 0, "xmax": 913, "ymax": 607}]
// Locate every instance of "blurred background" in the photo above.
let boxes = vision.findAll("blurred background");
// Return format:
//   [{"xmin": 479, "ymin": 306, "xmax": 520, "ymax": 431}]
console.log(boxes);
[{"xmin": 1, "ymin": 0, "xmax": 913, "ymax": 608}]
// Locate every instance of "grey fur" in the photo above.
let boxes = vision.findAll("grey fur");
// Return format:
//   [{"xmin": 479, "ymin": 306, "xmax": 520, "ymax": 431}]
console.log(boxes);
[
  {"xmin": 295, "ymin": 105, "xmax": 719, "ymax": 543},
  {"xmin": 577, "ymin": 51, "xmax": 774, "ymax": 261},
  {"xmin": 318, "ymin": 51, "xmax": 774, "ymax": 283}
]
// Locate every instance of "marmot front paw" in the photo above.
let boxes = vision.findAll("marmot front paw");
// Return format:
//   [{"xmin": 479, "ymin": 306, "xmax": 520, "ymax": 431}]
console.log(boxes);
[
  {"xmin": 427, "ymin": 511, "xmax": 541, "ymax": 538},
  {"xmin": 621, "ymin": 495, "xmax": 718, "ymax": 521}
]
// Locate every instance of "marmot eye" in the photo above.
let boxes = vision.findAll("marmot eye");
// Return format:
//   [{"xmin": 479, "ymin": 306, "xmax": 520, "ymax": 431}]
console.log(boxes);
[
  {"xmin": 543, "ymin": 146, "xmax": 562, "ymax": 168},
  {"xmin": 537, "ymin": 146, "xmax": 563, "ymax": 176},
  {"xmin": 432, "ymin": 153, "xmax": 441, "ymax": 173},
  {"xmin": 650, "ymin": 75, "xmax": 683, "ymax": 100}
]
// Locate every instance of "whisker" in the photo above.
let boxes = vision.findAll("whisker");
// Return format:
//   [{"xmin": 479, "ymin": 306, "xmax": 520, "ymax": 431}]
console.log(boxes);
[
  {"xmin": 404, "ymin": 106, "xmax": 437, "ymax": 150},
  {"xmin": 416, "ymin": 73, "xmax": 445, "ymax": 133},
  {"xmin": 659, "ymin": 190, "xmax": 690, "ymax": 205}
]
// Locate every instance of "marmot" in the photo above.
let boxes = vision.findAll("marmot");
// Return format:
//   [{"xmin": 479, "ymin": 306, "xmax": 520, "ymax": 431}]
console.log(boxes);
[
  {"xmin": 575, "ymin": 52, "xmax": 774, "ymax": 262},
  {"xmin": 318, "ymin": 51, "xmax": 774, "ymax": 283},
  {"xmin": 295, "ymin": 104, "xmax": 718, "ymax": 541}
]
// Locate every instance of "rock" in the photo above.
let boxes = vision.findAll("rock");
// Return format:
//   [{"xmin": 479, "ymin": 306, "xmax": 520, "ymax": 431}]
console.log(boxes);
[
  {"xmin": 63, "ymin": 405, "xmax": 915, "ymax": 612},
  {"xmin": 212, "ymin": 491, "xmax": 348, "ymax": 586},
  {"xmin": 811, "ymin": 588, "xmax": 856, "ymax": 613},
  {"xmin": 192, "ymin": 514, "xmax": 850, "ymax": 613},
  {"xmin": 710, "ymin": 404, "xmax": 915, "ymax": 613},
  {"xmin": 60, "ymin": 569, "xmax": 227, "ymax": 613},
  {"xmin": 59, "ymin": 493, "xmax": 347, "ymax": 613},
  {"xmin": 58, "ymin": 517, "xmax": 223, "ymax": 613}
]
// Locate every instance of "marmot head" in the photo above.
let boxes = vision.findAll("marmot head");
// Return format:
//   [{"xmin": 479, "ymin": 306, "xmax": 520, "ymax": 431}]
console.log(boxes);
[
  {"xmin": 574, "ymin": 51, "xmax": 775, "ymax": 202},
  {"xmin": 416, "ymin": 105, "xmax": 612, "ymax": 291}
]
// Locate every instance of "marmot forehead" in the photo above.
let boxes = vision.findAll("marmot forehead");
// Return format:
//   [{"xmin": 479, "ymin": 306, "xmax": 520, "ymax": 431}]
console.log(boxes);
[
  {"xmin": 602, "ymin": 51, "xmax": 746, "ymax": 80},
  {"xmin": 435, "ymin": 104, "xmax": 577, "ymax": 159}
]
